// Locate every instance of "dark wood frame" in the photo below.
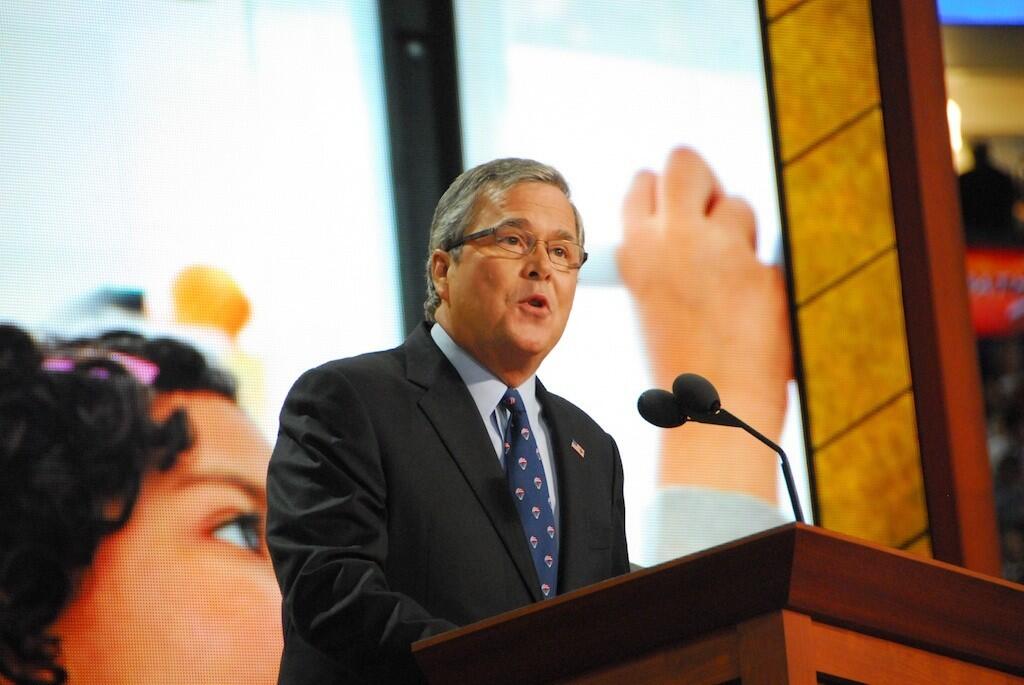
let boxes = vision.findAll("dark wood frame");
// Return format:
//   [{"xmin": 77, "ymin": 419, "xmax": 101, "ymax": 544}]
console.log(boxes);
[{"xmin": 870, "ymin": 0, "xmax": 999, "ymax": 572}]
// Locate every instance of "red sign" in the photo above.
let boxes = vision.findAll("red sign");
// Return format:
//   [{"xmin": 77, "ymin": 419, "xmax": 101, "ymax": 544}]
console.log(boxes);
[{"xmin": 966, "ymin": 248, "xmax": 1024, "ymax": 337}]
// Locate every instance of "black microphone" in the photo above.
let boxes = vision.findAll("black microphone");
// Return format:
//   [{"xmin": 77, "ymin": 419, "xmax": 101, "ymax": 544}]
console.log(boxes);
[
  {"xmin": 671, "ymin": 373, "xmax": 721, "ymax": 415},
  {"xmin": 637, "ymin": 388, "xmax": 686, "ymax": 428},
  {"xmin": 637, "ymin": 373, "xmax": 805, "ymax": 524}
]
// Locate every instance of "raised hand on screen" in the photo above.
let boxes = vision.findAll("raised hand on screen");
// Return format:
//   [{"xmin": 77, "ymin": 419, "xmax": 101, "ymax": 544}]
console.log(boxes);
[{"xmin": 618, "ymin": 147, "xmax": 792, "ymax": 503}]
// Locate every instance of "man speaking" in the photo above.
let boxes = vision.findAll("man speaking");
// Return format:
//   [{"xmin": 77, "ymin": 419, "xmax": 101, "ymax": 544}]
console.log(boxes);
[{"xmin": 266, "ymin": 158, "xmax": 630, "ymax": 684}]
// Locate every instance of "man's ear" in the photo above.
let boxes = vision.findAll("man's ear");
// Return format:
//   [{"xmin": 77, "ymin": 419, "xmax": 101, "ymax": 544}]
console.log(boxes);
[{"xmin": 430, "ymin": 249, "xmax": 452, "ymax": 301}]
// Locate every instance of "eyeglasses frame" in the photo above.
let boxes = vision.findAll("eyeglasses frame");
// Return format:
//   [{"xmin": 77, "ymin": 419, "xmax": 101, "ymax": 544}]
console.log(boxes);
[{"xmin": 443, "ymin": 225, "xmax": 588, "ymax": 271}]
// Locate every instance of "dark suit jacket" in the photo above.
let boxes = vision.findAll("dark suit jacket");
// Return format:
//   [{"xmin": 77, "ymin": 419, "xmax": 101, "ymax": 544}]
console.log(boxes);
[{"xmin": 266, "ymin": 323, "xmax": 629, "ymax": 684}]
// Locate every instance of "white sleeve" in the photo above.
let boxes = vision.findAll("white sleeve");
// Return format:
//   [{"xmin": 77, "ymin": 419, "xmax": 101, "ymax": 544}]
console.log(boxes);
[{"xmin": 642, "ymin": 486, "xmax": 790, "ymax": 562}]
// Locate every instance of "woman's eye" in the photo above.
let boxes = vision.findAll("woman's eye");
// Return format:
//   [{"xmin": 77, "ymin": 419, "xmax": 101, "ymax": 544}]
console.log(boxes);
[{"xmin": 213, "ymin": 513, "xmax": 263, "ymax": 552}]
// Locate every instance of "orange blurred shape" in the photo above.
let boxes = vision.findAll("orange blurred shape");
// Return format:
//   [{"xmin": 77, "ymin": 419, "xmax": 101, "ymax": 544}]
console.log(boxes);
[{"xmin": 172, "ymin": 265, "xmax": 251, "ymax": 339}]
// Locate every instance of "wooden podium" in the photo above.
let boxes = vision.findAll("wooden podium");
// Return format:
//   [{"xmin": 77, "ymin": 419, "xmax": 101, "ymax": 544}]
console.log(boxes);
[{"xmin": 414, "ymin": 524, "xmax": 1023, "ymax": 684}]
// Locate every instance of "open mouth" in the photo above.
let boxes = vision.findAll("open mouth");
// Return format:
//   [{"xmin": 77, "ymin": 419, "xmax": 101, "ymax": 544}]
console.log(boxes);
[{"xmin": 522, "ymin": 295, "xmax": 549, "ymax": 310}]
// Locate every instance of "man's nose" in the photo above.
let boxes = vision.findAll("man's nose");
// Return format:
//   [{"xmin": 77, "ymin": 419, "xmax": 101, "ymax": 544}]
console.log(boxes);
[{"xmin": 523, "ymin": 240, "xmax": 555, "ymax": 278}]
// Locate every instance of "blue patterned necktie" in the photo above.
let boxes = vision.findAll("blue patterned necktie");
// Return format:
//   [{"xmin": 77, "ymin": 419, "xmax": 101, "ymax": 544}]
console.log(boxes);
[{"xmin": 501, "ymin": 388, "xmax": 558, "ymax": 598}]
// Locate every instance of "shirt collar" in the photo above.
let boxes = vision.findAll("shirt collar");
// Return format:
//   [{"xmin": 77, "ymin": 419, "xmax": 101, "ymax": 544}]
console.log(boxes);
[{"xmin": 430, "ymin": 322, "xmax": 539, "ymax": 417}]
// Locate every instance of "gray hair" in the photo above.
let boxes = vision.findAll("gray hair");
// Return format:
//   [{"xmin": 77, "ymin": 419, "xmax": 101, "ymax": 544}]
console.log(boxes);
[{"xmin": 423, "ymin": 157, "xmax": 584, "ymax": 322}]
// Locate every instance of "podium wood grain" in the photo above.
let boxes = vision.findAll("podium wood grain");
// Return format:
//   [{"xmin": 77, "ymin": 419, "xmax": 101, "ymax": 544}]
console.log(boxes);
[{"xmin": 413, "ymin": 524, "xmax": 1024, "ymax": 684}]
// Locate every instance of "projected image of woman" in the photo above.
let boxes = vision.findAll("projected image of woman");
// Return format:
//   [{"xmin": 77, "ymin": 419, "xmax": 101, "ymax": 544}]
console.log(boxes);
[{"xmin": 0, "ymin": 327, "xmax": 281, "ymax": 685}]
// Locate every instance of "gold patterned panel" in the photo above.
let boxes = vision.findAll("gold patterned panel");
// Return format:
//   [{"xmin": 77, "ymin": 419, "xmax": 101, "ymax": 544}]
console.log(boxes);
[
  {"xmin": 764, "ymin": 0, "xmax": 931, "ymax": 556},
  {"xmin": 765, "ymin": 0, "xmax": 807, "ymax": 19},
  {"xmin": 814, "ymin": 392, "xmax": 928, "ymax": 549},
  {"xmin": 798, "ymin": 251, "xmax": 912, "ymax": 447},
  {"xmin": 785, "ymin": 110, "xmax": 895, "ymax": 303},
  {"xmin": 769, "ymin": 0, "xmax": 880, "ymax": 161}
]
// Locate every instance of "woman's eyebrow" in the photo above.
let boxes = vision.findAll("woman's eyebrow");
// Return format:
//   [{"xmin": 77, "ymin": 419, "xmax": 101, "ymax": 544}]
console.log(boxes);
[{"xmin": 176, "ymin": 472, "xmax": 266, "ymax": 504}]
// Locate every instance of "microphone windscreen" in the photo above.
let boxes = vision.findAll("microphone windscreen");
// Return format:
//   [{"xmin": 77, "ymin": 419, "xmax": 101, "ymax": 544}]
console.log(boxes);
[
  {"xmin": 672, "ymin": 373, "xmax": 721, "ymax": 415},
  {"xmin": 637, "ymin": 388, "xmax": 686, "ymax": 428}
]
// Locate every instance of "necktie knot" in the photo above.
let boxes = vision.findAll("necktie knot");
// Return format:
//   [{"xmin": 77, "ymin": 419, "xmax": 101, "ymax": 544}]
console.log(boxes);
[{"xmin": 501, "ymin": 388, "xmax": 527, "ymax": 416}]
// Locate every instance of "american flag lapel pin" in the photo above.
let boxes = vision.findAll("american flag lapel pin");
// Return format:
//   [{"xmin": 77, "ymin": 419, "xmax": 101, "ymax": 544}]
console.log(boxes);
[{"xmin": 571, "ymin": 439, "xmax": 585, "ymax": 459}]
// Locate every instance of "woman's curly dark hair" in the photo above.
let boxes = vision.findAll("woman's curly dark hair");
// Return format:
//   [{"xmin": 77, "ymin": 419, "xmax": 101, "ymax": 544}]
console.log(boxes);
[{"xmin": 0, "ymin": 325, "xmax": 236, "ymax": 685}]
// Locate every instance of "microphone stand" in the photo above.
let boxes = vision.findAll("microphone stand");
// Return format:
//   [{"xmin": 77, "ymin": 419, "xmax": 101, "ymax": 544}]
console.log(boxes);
[{"xmin": 689, "ymin": 407, "xmax": 805, "ymax": 524}]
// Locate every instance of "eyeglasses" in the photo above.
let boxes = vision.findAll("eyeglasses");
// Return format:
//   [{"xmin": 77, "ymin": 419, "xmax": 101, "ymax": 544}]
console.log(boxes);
[{"xmin": 445, "ymin": 225, "xmax": 588, "ymax": 271}]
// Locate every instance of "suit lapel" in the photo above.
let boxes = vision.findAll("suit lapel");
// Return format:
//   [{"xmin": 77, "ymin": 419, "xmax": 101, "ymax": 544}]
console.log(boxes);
[
  {"xmin": 405, "ymin": 325, "xmax": 543, "ymax": 602},
  {"xmin": 536, "ymin": 379, "xmax": 592, "ymax": 594}
]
